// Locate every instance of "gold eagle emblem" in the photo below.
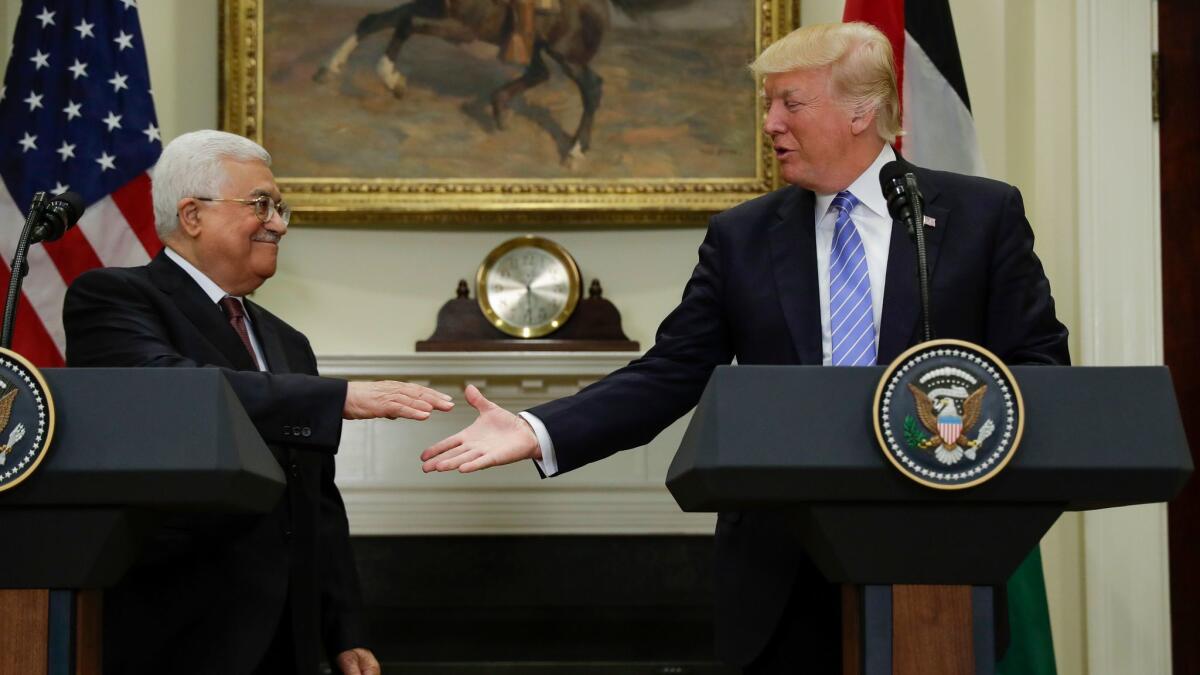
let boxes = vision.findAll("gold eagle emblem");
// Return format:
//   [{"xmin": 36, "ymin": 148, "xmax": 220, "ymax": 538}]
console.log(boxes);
[
  {"xmin": 908, "ymin": 382, "xmax": 986, "ymax": 451},
  {"xmin": 0, "ymin": 388, "xmax": 26, "ymax": 465}
]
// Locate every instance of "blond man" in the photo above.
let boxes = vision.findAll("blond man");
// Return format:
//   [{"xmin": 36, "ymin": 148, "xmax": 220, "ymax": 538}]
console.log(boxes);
[{"xmin": 423, "ymin": 23, "xmax": 1068, "ymax": 673}]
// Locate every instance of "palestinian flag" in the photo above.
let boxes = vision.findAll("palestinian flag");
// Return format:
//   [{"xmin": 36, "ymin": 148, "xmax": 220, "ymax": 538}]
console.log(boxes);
[
  {"xmin": 842, "ymin": 1, "xmax": 1056, "ymax": 673},
  {"xmin": 843, "ymin": 0, "xmax": 985, "ymax": 176}
]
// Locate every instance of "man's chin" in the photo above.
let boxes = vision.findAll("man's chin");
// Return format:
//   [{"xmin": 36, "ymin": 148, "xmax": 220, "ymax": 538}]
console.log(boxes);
[
  {"xmin": 250, "ymin": 257, "xmax": 278, "ymax": 284},
  {"xmin": 780, "ymin": 168, "xmax": 811, "ymax": 190}
]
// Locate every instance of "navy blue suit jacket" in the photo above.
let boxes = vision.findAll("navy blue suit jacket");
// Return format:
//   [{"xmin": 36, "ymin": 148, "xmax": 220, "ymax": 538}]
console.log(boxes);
[{"xmin": 531, "ymin": 164, "xmax": 1070, "ymax": 666}]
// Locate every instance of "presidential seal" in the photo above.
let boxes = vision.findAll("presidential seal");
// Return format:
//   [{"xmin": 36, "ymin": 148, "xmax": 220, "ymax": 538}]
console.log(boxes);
[
  {"xmin": 0, "ymin": 347, "xmax": 55, "ymax": 494},
  {"xmin": 873, "ymin": 339, "xmax": 1022, "ymax": 490}
]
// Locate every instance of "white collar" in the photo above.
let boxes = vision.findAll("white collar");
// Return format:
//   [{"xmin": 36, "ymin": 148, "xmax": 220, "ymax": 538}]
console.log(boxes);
[
  {"xmin": 813, "ymin": 144, "xmax": 896, "ymax": 220},
  {"xmin": 163, "ymin": 246, "xmax": 244, "ymax": 306}
]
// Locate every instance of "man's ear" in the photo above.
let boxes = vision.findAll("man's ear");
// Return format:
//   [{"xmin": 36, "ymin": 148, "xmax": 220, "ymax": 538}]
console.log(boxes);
[
  {"xmin": 850, "ymin": 105, "xmax": 877, "ymax": 137},
  {"xmin": 176, "ymin": 197, "xmax": 202, "ymax": 237}
]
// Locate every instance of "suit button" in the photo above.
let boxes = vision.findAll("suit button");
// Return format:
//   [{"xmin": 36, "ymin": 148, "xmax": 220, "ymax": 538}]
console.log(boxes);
[
  {"xmin": 284, "ymin": 529, "xmax": 293, "ymax": 540},
  {"xmin": 289, "ymin": 463, "xmax": 298, "ymax": 478},
  {"xmin": 282, "ymin": 426, "xmax": 291, "ymax": 436},
  {"xmin": 291, "ymin": 426, "xmax": 301, "ymax": 436},
  {"xmin": 301, "ymin": 426, "xmax": 312, "ymax": 438}
]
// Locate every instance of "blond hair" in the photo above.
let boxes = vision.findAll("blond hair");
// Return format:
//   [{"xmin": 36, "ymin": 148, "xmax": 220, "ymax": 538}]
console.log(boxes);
[{"xmin": 750, "ymin": 22, "xmax": 902, "ymax": 143}]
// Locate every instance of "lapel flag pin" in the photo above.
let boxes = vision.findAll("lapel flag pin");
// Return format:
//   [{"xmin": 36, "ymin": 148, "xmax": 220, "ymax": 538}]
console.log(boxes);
[{"xmin": 923, "ymin": 215, "xmax": 937, "ymax": 228}]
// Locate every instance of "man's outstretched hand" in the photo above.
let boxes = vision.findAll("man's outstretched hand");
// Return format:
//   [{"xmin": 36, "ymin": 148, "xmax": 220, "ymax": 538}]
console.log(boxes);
[
  {"xmin": 336, "ymin": 647, "xmax": 380, "ymax": 675},
  {"xmin": 343, "ymin": 380, "xmax": 454, "ymax": 420},
  {"xmin": 420, "ymin": 384, "xmax": 541, "ymax": 473}
]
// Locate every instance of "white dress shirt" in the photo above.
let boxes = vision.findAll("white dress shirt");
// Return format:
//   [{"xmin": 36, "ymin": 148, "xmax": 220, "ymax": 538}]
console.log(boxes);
[
  {"xmin": 815, "ymin": 144, "xmax": 895, "ymax": 365},
  {"xmin": 163, "ymin": 246, "xmax": 269, "ymax": 372},
  {"xmin": 528, "ymin": 144, "xmax": 898, "ymax": 476}
]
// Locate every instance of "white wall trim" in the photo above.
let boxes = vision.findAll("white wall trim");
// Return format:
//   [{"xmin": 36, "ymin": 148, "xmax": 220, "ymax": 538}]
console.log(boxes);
[
  {"xmin": 317, "ymin": 351, "xmax": 643, "ymax": 379},
  {"xmin": 340, "ymin": 487, "xmax": 715, "ymax": 536},
  {"xmin": 1076, "ymin": 0, "xmax": 1171, "ymax": 672}
]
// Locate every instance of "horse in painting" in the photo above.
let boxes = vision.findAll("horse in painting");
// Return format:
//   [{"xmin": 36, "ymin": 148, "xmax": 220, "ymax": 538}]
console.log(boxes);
[{"xmin": 314, "ymin": 0, "xmax": 693, "ymax": 166}]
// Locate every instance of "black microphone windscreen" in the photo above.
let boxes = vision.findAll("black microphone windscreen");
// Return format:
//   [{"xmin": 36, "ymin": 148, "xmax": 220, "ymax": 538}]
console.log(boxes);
[
  {"xmin": 52, "ymin": 191, "xmax": 85, "ymax": 224},
  {"xmin": 32, "ymin": 191, "xmax": 86, "ymax": 243},
  {"xmin": 878, "ymin": 160, "xmax": 909, "ymax": 191}
]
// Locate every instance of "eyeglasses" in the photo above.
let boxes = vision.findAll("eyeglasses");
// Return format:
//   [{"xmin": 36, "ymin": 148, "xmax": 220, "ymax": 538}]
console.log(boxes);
[{"xmin": 194, "ymin": 195, "xmax": 291, "ymax": 225}]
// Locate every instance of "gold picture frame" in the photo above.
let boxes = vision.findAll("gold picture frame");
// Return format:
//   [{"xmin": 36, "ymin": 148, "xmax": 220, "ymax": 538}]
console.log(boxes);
[{"xmin": 220, "ymin": 0, "xmax": 799, "ymax": 227}]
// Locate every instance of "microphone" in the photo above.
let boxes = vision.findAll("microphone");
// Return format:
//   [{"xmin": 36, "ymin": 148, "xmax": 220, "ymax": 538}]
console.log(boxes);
[
  {"xmin": 0, "ymin": 191, "xmax": 87, "ymax": 348},
  {"xmin": 878, "ymin": 160, "xmax": 933, "ymax": 342},
  {"xmin": 31, "ymin": 191, "xmax": 85, "ymax": 243},
  {"xmin": 878, "ymin": 161, "xmax": 923, "ymax": 236}
]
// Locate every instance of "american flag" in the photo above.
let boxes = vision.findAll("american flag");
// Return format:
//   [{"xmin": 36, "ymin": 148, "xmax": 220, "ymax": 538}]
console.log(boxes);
[{"xmin": 0, "ymin": 0, "xmax": 161, "ymax": 367}]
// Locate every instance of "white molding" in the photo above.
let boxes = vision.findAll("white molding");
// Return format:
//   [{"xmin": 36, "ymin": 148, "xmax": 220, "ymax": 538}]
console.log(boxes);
[
  {"xmin": 317, "ymin": 351, "xmax": 642, "ymax": 379},
  {"xmin": 341, "ymin": 487, "xmax": 716, "ymax": 535},
  {"xmin": 1076, "ymin": 0, "xmax": 1171, "ymax": 673},
  {"xmin": 319, "ymin": 351, "xmax": 711, "ymax": 536}
]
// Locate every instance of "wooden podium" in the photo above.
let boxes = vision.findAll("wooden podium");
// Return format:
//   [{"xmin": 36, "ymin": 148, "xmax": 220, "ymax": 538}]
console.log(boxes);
[{"xmin": 667, "ymin": 365, "xmax": 1193, "ymax": 674}]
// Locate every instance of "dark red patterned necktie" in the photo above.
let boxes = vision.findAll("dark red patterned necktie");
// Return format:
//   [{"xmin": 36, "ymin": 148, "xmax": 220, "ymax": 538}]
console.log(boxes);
[{"xmin": 218, "ymin": 296, "xmax": 261, "ymax": 370}]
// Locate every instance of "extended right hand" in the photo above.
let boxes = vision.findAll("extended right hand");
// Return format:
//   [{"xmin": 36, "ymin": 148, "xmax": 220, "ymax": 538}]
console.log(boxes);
[
  {"xmin": 343, "ymin": 380, "xmax": 454, "ymax": 420},
  {"xmin": 420, "ymin": 384, "xmax": 540, "ymax": 473}
]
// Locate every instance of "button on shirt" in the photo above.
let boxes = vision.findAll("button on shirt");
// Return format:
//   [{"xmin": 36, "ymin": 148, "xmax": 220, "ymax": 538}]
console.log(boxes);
[
  {"xmin": 526, "ymin": 144, "xmax": 899, "ymax": 476},
  {"xmin": 163, "ymin": 247, "xmax": 269, "ymax": 372}
]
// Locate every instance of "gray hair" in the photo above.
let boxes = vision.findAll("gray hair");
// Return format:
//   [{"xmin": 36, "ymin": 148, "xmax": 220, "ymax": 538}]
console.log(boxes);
[{"xmin": 152, "ymin": 130, "xmax": 272, "ymax": 241}]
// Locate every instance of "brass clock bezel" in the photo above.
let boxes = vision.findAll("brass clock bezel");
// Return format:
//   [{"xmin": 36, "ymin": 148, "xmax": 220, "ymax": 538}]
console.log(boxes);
[{"xmin": 476, "ymin": 235, "xmax": 582, "ymax": 338}]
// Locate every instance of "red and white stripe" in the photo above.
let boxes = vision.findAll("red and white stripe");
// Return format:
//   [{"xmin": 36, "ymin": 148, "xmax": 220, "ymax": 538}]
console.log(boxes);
[
  {"xmin": 938, "ymin": 421, "xmax": 962, "ymax": 445},
  {"xmin": 0, "ymin": 174, "xmax": 159, "ymax": 366}
]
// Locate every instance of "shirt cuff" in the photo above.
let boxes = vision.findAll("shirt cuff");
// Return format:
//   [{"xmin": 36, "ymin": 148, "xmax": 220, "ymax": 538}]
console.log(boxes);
[{"xmin": 518, "ymin": 411, "xmax": 558, "ymax": 477}]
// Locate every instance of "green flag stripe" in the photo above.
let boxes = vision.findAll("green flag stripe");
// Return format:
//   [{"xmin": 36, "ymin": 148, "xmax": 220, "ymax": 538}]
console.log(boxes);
[{"xmin": 997, "ymin": 546, "xmax": 1057, "ymax": 674}]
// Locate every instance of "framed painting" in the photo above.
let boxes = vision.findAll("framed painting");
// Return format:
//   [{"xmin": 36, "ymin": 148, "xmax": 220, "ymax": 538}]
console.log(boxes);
[{"xmin": 220, "ymin": 0, "xmax": 800, "ymax": 227}]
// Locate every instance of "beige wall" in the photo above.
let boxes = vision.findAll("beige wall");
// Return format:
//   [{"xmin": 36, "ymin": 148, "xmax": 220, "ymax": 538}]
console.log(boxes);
[
  {"xmin": 1, "ymin": 1, "xmax": 1092, "ymax": 672},
  {"xmin": 0, "ymin": 0, "xmax": 1080, "ymax": 359}
]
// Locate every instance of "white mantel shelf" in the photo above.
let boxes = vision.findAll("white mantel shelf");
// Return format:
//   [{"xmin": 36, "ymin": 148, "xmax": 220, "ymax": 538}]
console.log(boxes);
[
  {"xmin": 317, "ymin": 351, "xmax": 715, "ymax": 536},
  {"xmin": 318, "ymin": 351, "xmax": 642, "ymax": 378}
]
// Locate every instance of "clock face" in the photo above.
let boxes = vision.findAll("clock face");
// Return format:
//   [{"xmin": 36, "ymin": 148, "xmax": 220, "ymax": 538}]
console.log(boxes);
[{"xmin": 477, "ymin": 237, "xmax": 581, "ymax": 338}]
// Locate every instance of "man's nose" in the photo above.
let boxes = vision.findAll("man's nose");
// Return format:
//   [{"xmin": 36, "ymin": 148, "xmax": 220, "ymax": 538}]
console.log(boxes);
[
  {"xmin": 762, "ymin": 104, "xmax": 785, "ymax": 136},
  {"xmin": 264, "ymin": 209, "xmax": 287, "ymax": 234}
]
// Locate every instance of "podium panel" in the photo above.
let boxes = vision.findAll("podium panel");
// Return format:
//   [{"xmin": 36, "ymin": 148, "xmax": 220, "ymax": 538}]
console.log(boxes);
[{"xmin": 0, "ymin": 368, "xmax": 285, "ymax": 674}]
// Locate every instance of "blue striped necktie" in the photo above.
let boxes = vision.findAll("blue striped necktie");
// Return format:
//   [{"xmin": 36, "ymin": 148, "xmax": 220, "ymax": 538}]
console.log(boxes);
[{"xmin": 829, "ymin": 191, "xmax": 877, "ymax": 366}]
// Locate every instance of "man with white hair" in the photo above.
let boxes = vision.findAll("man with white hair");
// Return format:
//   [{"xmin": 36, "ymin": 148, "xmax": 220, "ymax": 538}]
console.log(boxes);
[
  {"xmin": 421, "ymin": 21, "xmax": 1069, "ymax": 673},
  {"xmin": 64, "ymin": 130, "xmax": 454, "ymax": 675}
]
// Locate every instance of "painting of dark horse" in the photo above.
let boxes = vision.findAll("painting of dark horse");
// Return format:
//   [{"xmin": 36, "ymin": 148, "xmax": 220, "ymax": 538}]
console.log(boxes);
[{"xmin": 261, "ymin": 0, "xmax": 757, "ymax": 180}]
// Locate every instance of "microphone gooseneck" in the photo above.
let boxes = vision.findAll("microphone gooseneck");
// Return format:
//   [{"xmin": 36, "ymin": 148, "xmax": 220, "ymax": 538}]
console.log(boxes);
[{"xmin": 1, "ymin": 191, "xmax": 87, "ymax": 348}]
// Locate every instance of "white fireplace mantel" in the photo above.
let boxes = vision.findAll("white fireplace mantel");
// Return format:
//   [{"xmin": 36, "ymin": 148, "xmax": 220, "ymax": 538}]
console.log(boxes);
[{"xmin": 317, "ymin": 352, "xmax": 715, "ymax": 536}]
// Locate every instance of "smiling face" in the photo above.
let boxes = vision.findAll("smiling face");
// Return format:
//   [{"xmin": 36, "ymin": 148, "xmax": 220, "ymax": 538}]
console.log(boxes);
[
  {"xmin": 174, "ymin": 159, "xmax": 286, "ymax": 296},
  {"xmin": 762, "ymin": 66, "xmax": 883, "ymax": 194}
]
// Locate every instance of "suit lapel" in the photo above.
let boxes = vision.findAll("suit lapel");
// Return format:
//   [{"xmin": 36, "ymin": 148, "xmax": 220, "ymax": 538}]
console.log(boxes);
[
  {"xmin": 147, "ymin": 251, "xmax": 258, "ymax": 371},
  {"xmin": 878, "ymin": 168, "xmax": 949, "ymax": 362},
  {"xmin": 768, "ymin": 186, "xmax": 823, "ymax": 364},
  {"xmin": 244, "ymin": 301, "xmax": 288, "ymax": 374}
]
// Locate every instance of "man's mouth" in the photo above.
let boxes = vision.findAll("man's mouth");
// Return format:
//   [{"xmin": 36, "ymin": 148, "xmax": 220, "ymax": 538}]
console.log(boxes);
[{"xmin": 774, "ymin": 147, "xmax": 794, "ymax": 159}]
